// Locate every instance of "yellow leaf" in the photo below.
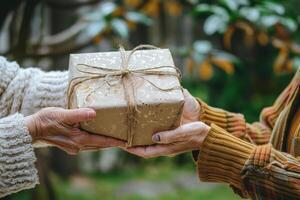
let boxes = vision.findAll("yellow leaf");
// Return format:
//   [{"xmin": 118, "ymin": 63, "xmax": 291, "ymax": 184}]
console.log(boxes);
[
  {"xmin": 185, "ymin": 58, "xmax": 195, "ymax": 74},
  {"xmin": 127, "ymin": 20, "xmax": 137, "ymax": 30},
  {"xmin": 275, "ymin": 24, "xmax": 290, "ymax": 41},
  {"xmin": 236, "ymin": 21, "xmax": 255, "ymax": 47},
  {"xmin": 274, "ymin": 48, "xmax": 288, "ymax": 73},
  {"xmin": 164, "ymin": 1, "xmax": 182, "ymax": 17},
  {"xmin": 211, "ymin": 58, "xmax": 234, "ymax": 74},
  {"xmin": 124, "ymin": 0, "xmax": 142, "ymax": 8},
  {"xmin": 142, "ymin": 0, "xmax": 160, "ymax": 17},
  {"xmin": 223, "ymin": 26, "xmax": 234, "ymax": 49},
  {"xmin": 272, "ymin": 38, "xmax": 286, "ymax": 49},
  {"xmin": 92, "ymin": 35, "xmax": 103, "ymax": 45},
  {"xmin": 286, "ymin": 59, "xmax": 294, "ymax": 72},
  {"xmin": 199, "ymin": 60, "xmax": 213, "ymax": 80},
  {"xmin": 112, "ymin": 7, "xmax": 125, "ymax": 17},
  {"xmin": 257, "ymin": 32, "xmax": 269, "ymax": 46}
]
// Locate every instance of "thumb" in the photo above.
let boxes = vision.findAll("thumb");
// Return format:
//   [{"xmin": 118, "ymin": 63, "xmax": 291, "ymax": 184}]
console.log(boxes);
[
  {"xmin": 182, "ymin": 89, "xmax": 200, "ymax": 123},
  {"xmin": 183, "ymin": 89, "xmax": 200, "ymax": 114},
  {"xmin": 62, "ymin": 108, "xmax": 96, "ymax": 124}
]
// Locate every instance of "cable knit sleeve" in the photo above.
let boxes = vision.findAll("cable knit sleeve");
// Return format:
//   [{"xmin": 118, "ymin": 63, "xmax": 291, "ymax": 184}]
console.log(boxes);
[
  {"xmin": 197, "ymin": 99, "xmax": 247, "ymax": 138},
  {"xmin": 197, "ymin": 124, "xmax": 300, "ymax": 200},
  {"xmin": 0, "ymin": 56, "xmax": 69, "ymax": 196},
  {"xmin": 0, "ymin": 56, "xmax": 68, "ymax": 117},
  {"xmin": 0, "ymin": 114, "xmax": 38, "ymax": 197},
  {"xmin": 196, "ymin": 99, "xmax": 269, "ymax": 145}
]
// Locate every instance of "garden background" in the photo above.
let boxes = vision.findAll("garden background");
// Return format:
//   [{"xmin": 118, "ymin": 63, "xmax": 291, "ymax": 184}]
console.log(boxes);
[{"xmin": 0, "ymin": 0, "xmax": 299, "ymax": 199}]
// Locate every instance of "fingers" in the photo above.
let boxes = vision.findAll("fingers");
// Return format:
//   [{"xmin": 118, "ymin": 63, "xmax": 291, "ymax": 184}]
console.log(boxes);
[
  {"xmin": 152, "ymin": 122, "xmax": 205, "ymax": 144},
  {"xmin": 62, "ymin": 108, "xmax": 96, "ymax": 124},
  {"xmin": 125, "ymin": 144, "xmax": 187, "ymax": 158},
  {"xmin": 42, "ymin": 131, "xmax": 125, "ymax": 154},
  {"xmin": 41, "ymin": 135, "xmax": 80, "ymax": 155},
  {"xmin": 70, "ymin": 130, "xmax": 126, "ymax": 149},
  {"xmin": 125, "ymin": 145, "xmax": 169, "ymax": 158}
]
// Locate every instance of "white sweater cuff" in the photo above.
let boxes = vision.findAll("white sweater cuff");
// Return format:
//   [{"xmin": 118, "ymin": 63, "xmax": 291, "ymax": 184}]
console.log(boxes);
[{"xmin": 0, "ymin": 113, "xmax": 39, "ymax": 197}]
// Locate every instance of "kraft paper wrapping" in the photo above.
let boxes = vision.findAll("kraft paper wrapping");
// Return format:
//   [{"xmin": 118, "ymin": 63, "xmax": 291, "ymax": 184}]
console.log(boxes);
[{"xmin": 68, "ymin": 48, "xmax": 184, "ymax": 146}]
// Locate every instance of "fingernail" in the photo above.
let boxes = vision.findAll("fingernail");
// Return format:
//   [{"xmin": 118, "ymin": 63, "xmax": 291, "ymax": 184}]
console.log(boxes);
[
  {"xmin": 152, "ymin": 134, "xmax": 160, "ymax": 142},
  {"xmin": 87, "ymin": 110, "xmax": 96, "ymax": 119}
]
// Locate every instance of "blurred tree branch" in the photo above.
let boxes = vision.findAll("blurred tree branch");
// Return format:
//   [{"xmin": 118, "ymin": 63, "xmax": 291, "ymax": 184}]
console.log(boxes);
[{"xmin": 1, "ymin": 1, "xmax": 152, "ymax": 59}]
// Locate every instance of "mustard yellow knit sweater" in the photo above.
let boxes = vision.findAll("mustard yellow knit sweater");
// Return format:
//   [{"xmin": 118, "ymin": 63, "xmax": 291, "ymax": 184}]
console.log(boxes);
[{"xmin": 195, "ymin": 69, "xmax": 300, "ymax": 199}]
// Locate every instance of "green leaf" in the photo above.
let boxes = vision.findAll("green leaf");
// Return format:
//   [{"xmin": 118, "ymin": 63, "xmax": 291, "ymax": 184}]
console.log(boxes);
[
  {"xmin": 191, "ymin": 51, "xmax": 205, "ymax": 63},
  {"xmin": 260, "ymin": 15, "xmax": 279, "ymax": 28},
  {"xmin": 125, "ymin": 12, "xmax": 153, "ymax": 25},
  {"xmin": 219, "ymin": 0, "xmax": 238, "ymax": 11},
  {"xmin": 100, "ymin": 2, "xmax": 117, "ymax": 16},
  {"xmin": 84, "ymin": 2, "xmax": 117, "ymax": 21},
  {"xmin": 204, "ymin": 14, "xmax": 227, "ymax": 35},
  {"xmin": 262, "ymin": 2, "xmax": 285, "ymax": 15},
  {"xmin": 111, "ymin": 19, "xmax": 129, "ymax": 38},
  {"xmin": 236, "ymin": 0, "xmax": 249, "ymax": 6},
  {"xmin": 293, "ymin": 57, "xmax": 300, "ymax": 69},
  {"xmin": 194, "ymin": 4, "xmax": 229, "ymax": 21},
  {"xmin": 239, "ymin": 7, "xmax": 260, "ymax": 22},
  {"xmin": 193, "ymin": 40, "xmax": 212, "ymax": 54},
  {"xmin": 85, "ymin": 20, "xmax": 106, "ymax": 37},
  {"xmin": 219, "ymin": 0, "xmax": 249, "ymax": 10},
  {"xmin": 175, "ymin": 46, "xmax": 190, "ymax": 57},
  {"xmin": 280, "ymin": 17, "xmax": 298, "ymax": 32},
  {"xmin": 211, "ymin": 50, "xmax": 239, "ymax": 63}
]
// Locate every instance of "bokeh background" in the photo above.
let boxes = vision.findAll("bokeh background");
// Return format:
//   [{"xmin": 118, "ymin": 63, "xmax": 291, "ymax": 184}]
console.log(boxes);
[{"xmin": 0, "ymin": 0, "xmax": 299, "ymax": 199}]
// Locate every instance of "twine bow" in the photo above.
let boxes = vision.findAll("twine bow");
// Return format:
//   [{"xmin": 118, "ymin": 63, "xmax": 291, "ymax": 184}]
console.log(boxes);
[{"xmin": 67, "ymin": 44, "xmax": 181, "ymax": 146}]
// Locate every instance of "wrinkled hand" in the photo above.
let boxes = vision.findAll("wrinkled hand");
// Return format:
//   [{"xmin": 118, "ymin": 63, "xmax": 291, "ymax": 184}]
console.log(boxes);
[
  {"xmin": 181, "ymin": 89, "xmax": 201, "ymax": 124},
  {"xmin": 25, "ymin": 107, "xmax": 125, "ymax": 155},
  {"xmin": 125, "ymin": 89, "xmax": 210, "ymax": 158}
]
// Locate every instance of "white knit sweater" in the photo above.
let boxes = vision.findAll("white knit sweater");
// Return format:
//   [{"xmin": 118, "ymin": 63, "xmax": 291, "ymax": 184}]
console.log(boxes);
[{"xmin": 0, "ymin": 56, "xmax": 68, "ymax": 197}]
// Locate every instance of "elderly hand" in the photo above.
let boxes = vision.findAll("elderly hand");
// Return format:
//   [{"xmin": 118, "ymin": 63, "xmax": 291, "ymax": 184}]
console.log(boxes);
[
  {"xmin": 25, "ymin": 107, "xmax": 125, "ymax": 155},
  {"xmin": 181, "ymin": 89, "xmax": 201, "ymax": 124},
  {"xmin": 125, "ymin": 89, "xmax": 210, "ymax": 158}
]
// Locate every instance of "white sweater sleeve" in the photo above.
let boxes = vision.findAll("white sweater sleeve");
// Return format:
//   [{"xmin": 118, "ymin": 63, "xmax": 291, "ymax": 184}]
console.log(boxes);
[
  {"xmin": 0, "ymin": 56, "xmax": 68, "ymax": 116},
  {"xmin": 0, "ymin": 56, "xmax": 69, "ymax": 197},
  {"xmin": 0, "ymin": 114, "xmax": 38, "ymax": 197}
]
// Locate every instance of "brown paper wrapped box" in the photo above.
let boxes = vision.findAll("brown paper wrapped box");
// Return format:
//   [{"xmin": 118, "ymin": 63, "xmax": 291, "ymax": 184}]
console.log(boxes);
[{"xmin": 68, "ymin": 47, "xmax": 184, "ymax": 146}]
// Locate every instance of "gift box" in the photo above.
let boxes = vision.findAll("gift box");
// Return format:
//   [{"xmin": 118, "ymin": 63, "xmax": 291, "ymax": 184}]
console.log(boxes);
[{"xmin": 67, "ymin": 45, "xmax": 184, "ymax": 146}]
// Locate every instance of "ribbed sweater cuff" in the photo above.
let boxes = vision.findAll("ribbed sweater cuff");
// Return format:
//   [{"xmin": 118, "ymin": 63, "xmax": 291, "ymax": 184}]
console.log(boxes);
[
  {"xmin": 22, "ymin": 70, "xmax": 68, "ymax": 115},
  {"xmin": 197, "ymin": 124, "xmax": 254, "ymax": 189},
  {"xmin": 197, "ymin": 98, "xmax": 247, "ymax": 137},
  {"xmin": 0, "ymin": 113, "xmax": 39, "ymax": 197},
  {"xmin": 246, "ymin": 122, "xmax": 271, "ymax": 145}
]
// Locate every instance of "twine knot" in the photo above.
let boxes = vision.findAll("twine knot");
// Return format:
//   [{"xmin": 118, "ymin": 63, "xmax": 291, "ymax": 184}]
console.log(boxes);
[{"xmin": 121, "ymin": 69, "xmax": 130, "ymax": 76}]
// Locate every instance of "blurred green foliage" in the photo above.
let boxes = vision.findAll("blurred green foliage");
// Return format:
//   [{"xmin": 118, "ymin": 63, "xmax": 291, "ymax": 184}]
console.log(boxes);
[
  {"xmin": 1, "ymin": 0, "xmax": 300, "ymax": 200},
  {"xmin": 11, "ymin": 162, "xmax": 240, "ymax": 200},
  {"xmin": 181, "ymin": 0, "xmax": 299, "ymax": 121}
]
